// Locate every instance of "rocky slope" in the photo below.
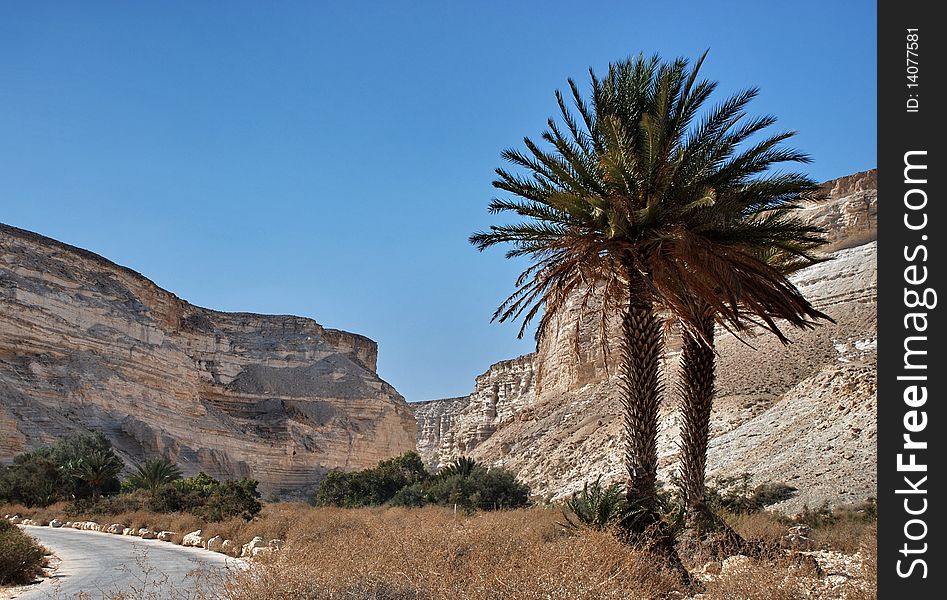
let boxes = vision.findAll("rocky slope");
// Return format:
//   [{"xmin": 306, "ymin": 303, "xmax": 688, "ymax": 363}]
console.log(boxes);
[
  {"xmin": 0, "ymin": 225, "xmax": 416, "ymax": 497},
  {"xmin": 415, "ymin": 170, "xmax": 877, "ymax": 512}
]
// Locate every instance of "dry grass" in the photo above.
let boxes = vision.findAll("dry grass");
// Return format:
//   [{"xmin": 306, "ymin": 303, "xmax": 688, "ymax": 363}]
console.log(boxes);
[
  {"xmin": 222, "ymin": 506, "xmax": 683, "ymax": 600},
  {"xmin": 843, "ymin": 523, "xmax": 877, "ymax": 600},
  {"xmin": 701, "ymin": 559, "xmax": 811, "ymax": 600},
  {"xmin": 724, "ymin": 510, "xmax": 787, "ymax": 546},
  {"xmin": 809, "ymin": 518, "xmax": 875, "ymax": 554},
  {"xmin": 5, "ymin": 502, "xmax": 877, "ymax": 599}
]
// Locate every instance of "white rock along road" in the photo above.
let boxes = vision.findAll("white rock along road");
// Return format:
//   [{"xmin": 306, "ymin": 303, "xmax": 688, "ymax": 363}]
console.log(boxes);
[{"xmin": 16, "ymin": 526, "xmax": 243, "ymax": 599}]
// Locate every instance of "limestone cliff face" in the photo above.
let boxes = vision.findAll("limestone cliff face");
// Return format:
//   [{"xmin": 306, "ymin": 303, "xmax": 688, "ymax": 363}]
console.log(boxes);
[
  {"xmin": 0, "ymin": 225, "xmax": 416, "ymax": 497},
  {"xmin": 414, "ymin": 170, "xmax": 877, "ymax": 511},
  {"xmin": 416, "ymin": 354, "xmax": 535, "ymax": 468}
]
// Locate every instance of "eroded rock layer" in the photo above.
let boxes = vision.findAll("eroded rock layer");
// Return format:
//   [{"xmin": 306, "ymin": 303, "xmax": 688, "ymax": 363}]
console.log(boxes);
[
  {"xmin": 415, "ymin": 170, "xmax": 877, "ymax": 512},
  {"xmin": 0, "ymin": 225, "xmax": 416, "ymax": 497}
]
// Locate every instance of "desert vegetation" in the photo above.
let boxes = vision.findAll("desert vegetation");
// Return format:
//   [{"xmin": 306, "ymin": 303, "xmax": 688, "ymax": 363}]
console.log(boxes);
[
  {"xmin": 0, "ymin": 432, "xmax": 123, "ymax": 507},
  {"xmin": 3, "ymin": 497, "xmax": 877, "ymax": 599},
  {"xmin": 316, "ymin": 453, "xmax": 530, "ymax": 511},
  {"xmin": 0, "ymin": 518, "xmax": 48, "ymax": 586},
  {"xmin": 0, "ymin": 436, "xmax": 261, "ymax": 526}
]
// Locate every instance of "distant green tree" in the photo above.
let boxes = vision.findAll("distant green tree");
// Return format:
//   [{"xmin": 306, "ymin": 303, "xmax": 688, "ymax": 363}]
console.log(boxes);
[
  {"xmin": 436, "ymin": 457, "xmax": 478, "ymax": 480},
  {"xmin": 63, "ymin": 450, "xmax": 124, "ymax": 500},
  {"xmin": 316, "ymin": 452, "xmax": 430, "ymax": 508},
  {"xmin": 0, "ymin": 431, "xmax": 124, "ymax": 506},
  {"xmin": 425, "ymin": 463, "xmax": 530, "ymax": 511},
  {"xmin": 127, "ymin": 458, "xmax": 183, "ymax": 492},
  {"xmin": 0, "ymin": 448, "xmax": 64, "ymax": 507}
]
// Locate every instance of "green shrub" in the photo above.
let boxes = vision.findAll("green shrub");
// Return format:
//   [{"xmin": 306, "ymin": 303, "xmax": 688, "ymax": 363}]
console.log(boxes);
[
  {"xmin": 560, "ymin": 477, "xmax": 627, "ymax": 531},
  {"xmin": 0, "ymin": 432, "xmax": 123, "ymax": 507},
  {"xmin": 316, "ymin": 452, "xmax": 430, "ymax": 508},
  {"xmin": 0, "ymin": 520, "xmax": 47, "ymax": 585},
  {"xmin": 315, "ymin": 454, "xmax": 530, "ymax": 511},
  {"xmin": 389, "ymin": 482, "xmax": 426, "ymax": 507},
  {"xmin": 145, "ymin": 472, "xmax": 261, "ymax": 521},
  {"xmin": 424, "ymin": 461, "xmax": 529, "ymax": 511},
  {"xmin": 194, "ymin": 478, "xmax": 262, "ymax": 522}
]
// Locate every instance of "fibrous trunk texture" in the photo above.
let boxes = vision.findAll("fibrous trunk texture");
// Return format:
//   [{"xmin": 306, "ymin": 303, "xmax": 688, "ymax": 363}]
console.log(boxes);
[
  {"xmin": 619, "ymin": 277, "xmax": 664, "ymax": 516},
  {"xmin": 678, "ymin": 315, "xmax": 716, "ymax": 530}
]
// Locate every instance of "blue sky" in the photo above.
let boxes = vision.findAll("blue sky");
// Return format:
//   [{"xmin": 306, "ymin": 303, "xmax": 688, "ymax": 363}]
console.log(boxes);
[{"xmin": 0, "ymin": 1, "xmax": 876, "ymax": 401}]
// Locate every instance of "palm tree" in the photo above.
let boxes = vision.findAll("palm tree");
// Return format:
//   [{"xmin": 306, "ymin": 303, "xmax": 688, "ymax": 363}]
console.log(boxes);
[
  {"xmin": 677, "ymin": 241, "xmax": 829, "ymax": 538},
  {"xmin": 471, "ymin": 52, "xmax": 829, "ymax": 541},
  {"xmin": 438, "ymin": 457, "xmax": 479, "ymax": 479},
  {"xmin": 128, "ymin": 458, "xmax": 183, "ymax": 493},
  {"xmin": 64, "ymin": 450, "xmax": 124, "ymax": 500}
]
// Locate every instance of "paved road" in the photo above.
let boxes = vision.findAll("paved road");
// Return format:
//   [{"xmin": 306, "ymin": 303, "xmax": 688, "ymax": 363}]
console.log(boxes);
[{"xmin": 16, "ymin": 526, "xmax": 242, "ymax": 599}]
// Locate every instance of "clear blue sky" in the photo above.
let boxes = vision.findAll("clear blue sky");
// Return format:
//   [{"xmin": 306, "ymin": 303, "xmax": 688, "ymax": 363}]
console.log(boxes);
[{"xmin": 0, "ymin": 1, "xmax": 876, "ymax": 401}]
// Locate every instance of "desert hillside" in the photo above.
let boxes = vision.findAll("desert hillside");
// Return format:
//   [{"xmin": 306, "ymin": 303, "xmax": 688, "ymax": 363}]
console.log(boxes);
[
  {"xmin": 0, "ymin": 225, "xmax": 416, "ymax": 498},
  {"xmin": 416, "ymin": 169, "xmax": 877, "ymax": 512}
]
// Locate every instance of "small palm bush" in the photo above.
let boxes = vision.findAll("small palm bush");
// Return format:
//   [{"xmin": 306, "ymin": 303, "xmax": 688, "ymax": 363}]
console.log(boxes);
[
  {"xmin": 561, "ymin": 477, "xmax": 628, "ymax": 531},
  {"xmin": 127, "ymin": 458, "xmax": 183, "ymax": 492}
]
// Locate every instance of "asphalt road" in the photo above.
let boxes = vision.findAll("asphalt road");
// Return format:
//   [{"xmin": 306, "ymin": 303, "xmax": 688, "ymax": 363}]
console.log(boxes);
[{"xmin": 16, "ymin": 525, "xmax": 243, "ymax": 599}]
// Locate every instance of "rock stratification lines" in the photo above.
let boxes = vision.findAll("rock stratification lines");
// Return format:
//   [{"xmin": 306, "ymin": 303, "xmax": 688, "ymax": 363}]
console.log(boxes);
[{"xmin": 0, "ymin": 225, "xmax": 416, "ymax": 497}]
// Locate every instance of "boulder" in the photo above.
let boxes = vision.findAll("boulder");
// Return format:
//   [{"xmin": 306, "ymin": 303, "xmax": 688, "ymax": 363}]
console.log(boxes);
[
  {"xmin": 157, "ymin": 531, "xmax": 175, "ymax": 542},
  {"xmin": 781, "ymin": 532, "xmax": 817, "ymax": 550},
  {"xmin": 49, "ymin": 519, "xmax": 63, "ymax": 528},
  {"xmin": 182, "ymin": 530, "xmax": 204, "ymax": 547},
  {"xmin": 268, "ymin": 539, "xmax": 284, "ymax": 550},
  {"xmin": 140, "ymin": 529, "xmax": 157, "ymax": 539},
  {"xmin": 107, "ymin": 524, "xmax": 125, "ymax": 534},
  {"xmin": 241, "ymin": 536, "xmax": 266, "ymax": 558},
  {"xmin": 9, "ymin": 516, "xmax": 22, "ymax": 525},
  {"xmin": 206, "ymin": 535, "xmax": 224, "ymax": 552},
  {"xmin": 22, "ymin": 518, "xmax": 35, "ymax": 526},
  {"xmin": 789, "ymin": 525, "xmax": 812, "ymax": 537},
  {"xmin": 221, "ymin": 540, "xmax": 237, "ymax": 555},
  {"xmin": 123, "ymin": 527, "xmax": 134, "ymax": 536}
]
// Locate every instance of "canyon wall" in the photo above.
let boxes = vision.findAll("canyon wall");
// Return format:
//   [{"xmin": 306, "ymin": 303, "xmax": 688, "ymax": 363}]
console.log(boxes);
[
  {"xmin": 414, "ymin": 169, "xmax": 877, "ymax": 512},
  {"xmin": 0, "ymin": 225, "xmax": 416, "ymax": 498}
]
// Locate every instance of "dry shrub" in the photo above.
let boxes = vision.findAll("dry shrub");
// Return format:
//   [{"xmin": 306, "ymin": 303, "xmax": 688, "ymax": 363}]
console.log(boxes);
[
  {"xmin": 0, "ymin": 502, "xmax": 35, "ymax": 518},
  {"xmin": 701, "ymin": 559, "xmax": 808, "ymax": 600},
  {"xmin": 0, "ymin": 519, "xmax": 48, "ymax": 585},
  {"xmin": 724, "ymin": 510, "xmax": 786, "ymax": 546},
  {"xmin": 222, "ymin": 506, "xmax": 683, "ymax": 600},
  {"xmin": 844, "ymin": 523, "xmax": 876, "ymax": 600},
  {"xmin": 810, "ymin": 518, "xmax": 874, "ymax": 553}
]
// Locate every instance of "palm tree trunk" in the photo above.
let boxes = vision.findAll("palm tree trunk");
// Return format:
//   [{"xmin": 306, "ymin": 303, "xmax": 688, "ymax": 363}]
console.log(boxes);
[
  {"xmin": 678, "ymin": 314, "xmax": 715, "ymax": 531},
  {"xmin": 678, "ymin": 315, "xmax": 747, "ymax": 556},
  {"xmin": 617, "ymin": 275, "xmax": 693, "ymax": 584},
  {"xmin": 619, "ymin": 274, "xmax": 664, "ymax": 520}
]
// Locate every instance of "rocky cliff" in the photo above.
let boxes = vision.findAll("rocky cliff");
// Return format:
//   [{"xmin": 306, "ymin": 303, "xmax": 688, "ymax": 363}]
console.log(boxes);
[
  {"xmin": 416, "ymin": 355, "xmax": 535, "ymax": 467},
  {"xmin": 0, "ymin": 225, "xmax": 416, "ymax": 497},
  {"xmin": 414, "ymin": 169, "xmax": 877, "ymax": 512}
]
